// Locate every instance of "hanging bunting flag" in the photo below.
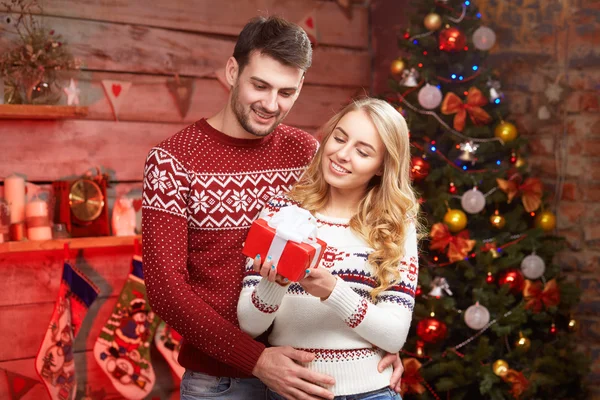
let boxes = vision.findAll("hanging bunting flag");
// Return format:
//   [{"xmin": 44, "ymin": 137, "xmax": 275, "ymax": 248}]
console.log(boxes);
[
  {"xmin": 298, "ymin": 11, "xmax": 320, "ymax": 46},
  {"xmin": 101, "ymin": 80, "xmax": 132, "ymax": 121},
  {"xmin": 34, "ymin": 263, "xmax": 100, "ymax": 400},
  {"xmin": 166, "ymin": 74, "xmax": 194, "ymax": 119},
  {"xmin": 93, "ymin": 256, "xmax": 160, "ymax": 400},
  {"xmin": 1, "ymin": 369, "xmax": 40, "ymax": 400},
  {"xmin": 214, "ymin": 68, "xmax": 230, "ymax": 92}
]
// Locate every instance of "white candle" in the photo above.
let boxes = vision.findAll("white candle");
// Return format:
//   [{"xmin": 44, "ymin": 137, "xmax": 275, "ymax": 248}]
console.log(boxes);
[
  {"xmin": 26, "ymin": 199, "xmax": 48, "ymax": 218},
  {"xmin": 4, "ymin": 174, "xmax": 26, "ymax": 224},
  {"xmin": 26, "ymin": 198, "xmax": 52, "ymax": 240},
  {"xmin": 27, "ymin": 226, "xmax": 52, "ymax": 240}
]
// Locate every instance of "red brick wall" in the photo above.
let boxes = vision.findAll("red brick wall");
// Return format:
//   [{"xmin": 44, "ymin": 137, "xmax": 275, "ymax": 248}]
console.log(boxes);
[
  {"xmin": 371, "ymin": 0, "xmax": 599, "ymax": 396},
  {"xmin": 478, "ymin": 1, "xmax": 599, "ymax": 396}
]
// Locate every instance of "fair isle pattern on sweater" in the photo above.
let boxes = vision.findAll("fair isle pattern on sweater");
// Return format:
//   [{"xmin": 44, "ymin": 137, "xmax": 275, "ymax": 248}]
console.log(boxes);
[
  {"xmin": 244, "ymin": 255, "xmax": 418, "ymax": 311},
  {"xmin": 237, "ymin": 193, "xmax": 419, "ymax": 395},
  {"xmin": 251, "ymin": 290, "xmax": 279, "ymax": 314},
  {"xmin": 345, "ymin": 298, "xmax": 369, "ymax": 328},
  {"xmin": 144, "ymin": 148, "xmax": 305, "ymax": 229},
  {"xmin": 241, "ymin": 195, "xmax": 419, "ymax": 311},
  {"xmin": 296, "ymin": 348, "xmax": 380, "ymax": 362}
]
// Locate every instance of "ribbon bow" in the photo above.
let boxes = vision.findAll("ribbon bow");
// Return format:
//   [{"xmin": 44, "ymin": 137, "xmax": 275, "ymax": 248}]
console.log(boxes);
[
  {"xmin": 400, "ymin": 358, "xmax": 426, "ymax": 395},
  {"xmin": 496, "ymin": 176, "xmax": 543, "ymax": 213},
  {"xmin": 429, "ymin": 223, "xmax": 476, "ymax": 263},
  {"xmin": 441, "ymin": 87, "xmax": 492, "ymax": 131},
  {"xmin": 503, "ymin": 369, "xmax": 529, "ymax": 399},
  {"xmin": 523, "ymin": 279, "xmax": 560, "ymax": 313},
  {"xmin": 268, "ymin": 205, "xmax": 317, "ymax": 243}
]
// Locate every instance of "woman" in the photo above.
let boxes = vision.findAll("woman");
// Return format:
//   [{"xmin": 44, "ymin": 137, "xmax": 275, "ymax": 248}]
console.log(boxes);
[{"xmin": 237, "ymin": 97, "xmax": 420, "ymax": 399}]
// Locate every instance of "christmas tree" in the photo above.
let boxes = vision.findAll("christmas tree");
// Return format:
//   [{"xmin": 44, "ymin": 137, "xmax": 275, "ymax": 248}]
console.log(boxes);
[{"xmin": 383, "ymin": 1, "xmax": 590, "ymax": 398}]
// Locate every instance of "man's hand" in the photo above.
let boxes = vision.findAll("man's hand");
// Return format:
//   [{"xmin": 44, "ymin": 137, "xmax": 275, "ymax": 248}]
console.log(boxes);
[
  {"xmin": 253, "ymin": 347, "xmax": 335, "ymax": 400},
  {"xmin": 378, "ymin": 352, "xmax": 403, "ymax": 393}
]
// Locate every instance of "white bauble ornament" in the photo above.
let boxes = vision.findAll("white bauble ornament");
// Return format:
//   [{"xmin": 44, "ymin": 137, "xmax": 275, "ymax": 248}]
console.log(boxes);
[
  {"xmin": 473, "ymin": 26, "xmax": 497, "ymax": 51},
  {"xmin": 461, "ymin": 187, "xmax": 486, "ymax": 214},
  {"xmin": 521, "ymin": 253, "xmax": 546, "ymax": 279},
  {"xmin": 464, "ymin": 302, "xmax": 490, "ymax": 330},
  {"xmin": 418, "ymin": 84, "xmax": 443, "ymax": 109}
]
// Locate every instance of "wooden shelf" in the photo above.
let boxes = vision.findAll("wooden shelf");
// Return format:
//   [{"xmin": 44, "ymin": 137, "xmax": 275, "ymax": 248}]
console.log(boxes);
[
  {"xmin": 0, "ymin": 235, "xmax": 141, "ymax": 254},
  {"xmin": 0, "ymin": 104, "xmax": 88, "ymax": 119}
]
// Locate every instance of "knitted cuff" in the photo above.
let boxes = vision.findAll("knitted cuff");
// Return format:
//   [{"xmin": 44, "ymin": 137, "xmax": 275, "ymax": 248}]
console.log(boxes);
[
  {"xmin": 322, "ymin": 277, "xmax": 369, "ymax": 328},
  {"xmin": 228, "ymin": 334, "xmax": 266, "ymax": 376},
  {"xmin": 254, "ymin": 279, "xmax": 288, "ymax": 307}
]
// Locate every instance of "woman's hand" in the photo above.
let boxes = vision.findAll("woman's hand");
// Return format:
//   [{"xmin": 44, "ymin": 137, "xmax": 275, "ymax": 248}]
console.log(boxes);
[
  {"xmin": 298, "ymin": 268, "xmax": 338, "ymax": 300},
  {"xmin": 253, "ymin": 255, "xmax": 290, "ymax": 286}
]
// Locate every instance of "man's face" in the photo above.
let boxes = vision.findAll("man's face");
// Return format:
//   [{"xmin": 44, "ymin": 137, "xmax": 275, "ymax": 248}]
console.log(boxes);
[{"xmin": 230, "ymin": 52, "xmax": 304, "ymax": 138}]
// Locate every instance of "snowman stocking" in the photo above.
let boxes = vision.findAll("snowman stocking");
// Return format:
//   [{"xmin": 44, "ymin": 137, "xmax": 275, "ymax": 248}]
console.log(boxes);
[
  {"xmin": 93, "ymin": 256, "xmax": 160, "ymax": 400},
  {"xmin": 35, "ymin": 263, "xmax": 100, "ymax": 400}
]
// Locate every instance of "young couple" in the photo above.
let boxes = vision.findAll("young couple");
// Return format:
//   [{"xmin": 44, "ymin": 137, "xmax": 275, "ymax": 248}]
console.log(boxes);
[{"xmin": 142, "ymin": 15, "xmax": 419, "ymax": 400}]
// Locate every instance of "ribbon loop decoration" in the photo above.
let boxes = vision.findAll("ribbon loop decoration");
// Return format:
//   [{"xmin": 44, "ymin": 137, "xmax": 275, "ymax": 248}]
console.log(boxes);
[
  {"xmin": 266, "ymin": 205, "xmax": 320, "ymax": 267},
  {"xmin": 429, "ymin": 223, "xmax": 476, "ymax": 263},
  {"xmin": 441, "ymin": 87, "xmax": 492, "ymax": 131}
]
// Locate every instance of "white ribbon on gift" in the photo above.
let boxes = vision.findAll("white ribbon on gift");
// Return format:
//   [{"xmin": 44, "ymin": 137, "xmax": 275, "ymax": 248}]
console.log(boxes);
[{"xmin": 266, "ymin": 205, "xmax": 322, "ymax": 269}]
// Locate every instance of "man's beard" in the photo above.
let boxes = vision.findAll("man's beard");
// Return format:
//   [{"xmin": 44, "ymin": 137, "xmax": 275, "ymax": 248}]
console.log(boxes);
[{"xmin": 231, "ymin": 85, "xmax": 283, "ymax": 137}]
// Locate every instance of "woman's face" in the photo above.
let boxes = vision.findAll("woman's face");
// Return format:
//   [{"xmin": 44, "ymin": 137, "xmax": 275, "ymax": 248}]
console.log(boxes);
[{"xmin": 321, "ymin": 109, "xmax": 386, "ymax": 194}]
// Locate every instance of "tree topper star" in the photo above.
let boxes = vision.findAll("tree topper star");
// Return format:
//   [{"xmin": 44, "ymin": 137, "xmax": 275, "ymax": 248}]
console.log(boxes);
[{"xmin": 63, "ymin": 78, "xmax": 80, "ymax": 105}]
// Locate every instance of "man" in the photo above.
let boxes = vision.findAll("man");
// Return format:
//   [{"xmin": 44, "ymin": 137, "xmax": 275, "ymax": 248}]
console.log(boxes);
[{"xmin": 142, "ymin": 16, "xmax": 402, "ymax": 400}]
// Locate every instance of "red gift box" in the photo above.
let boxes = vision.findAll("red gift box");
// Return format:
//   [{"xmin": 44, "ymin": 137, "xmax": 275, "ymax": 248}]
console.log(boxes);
[{"xmin": 243, "ymin": 217, "xmax": 326, "ymax": 282}]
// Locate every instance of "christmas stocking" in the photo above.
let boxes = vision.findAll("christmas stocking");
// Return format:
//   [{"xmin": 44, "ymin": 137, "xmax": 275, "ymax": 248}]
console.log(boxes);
[
  {"xmin": 154, "ymin": 321, "xmax": 185, "ymax": 379},
  {"xmin": 93, "ymin": 255, "xmax": 160, "ymax": 400},
  {"xmin": 35, "ymin": 262, "xmax": 100, "ymax": 400}
]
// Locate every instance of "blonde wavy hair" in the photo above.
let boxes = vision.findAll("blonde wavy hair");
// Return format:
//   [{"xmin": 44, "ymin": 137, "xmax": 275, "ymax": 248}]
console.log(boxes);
[{"xmin": 288, "ymin": 97, "xmax": 420, "ymax": 299}]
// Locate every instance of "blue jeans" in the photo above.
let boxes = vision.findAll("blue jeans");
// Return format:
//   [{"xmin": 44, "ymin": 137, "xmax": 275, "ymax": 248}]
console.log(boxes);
[
  {"xmin": 180, "ymin": 370, "xmax": 266, "ymax": 399},
  {"xmin": 268, "ymin": 386, "xmax": 402, "ymax": 400}
]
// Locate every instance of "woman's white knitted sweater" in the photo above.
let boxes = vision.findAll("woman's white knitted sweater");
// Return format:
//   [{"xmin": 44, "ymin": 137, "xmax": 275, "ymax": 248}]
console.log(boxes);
[{"xmin": 237, "ymin": 195, "xmax": 419, "ymax": 396}]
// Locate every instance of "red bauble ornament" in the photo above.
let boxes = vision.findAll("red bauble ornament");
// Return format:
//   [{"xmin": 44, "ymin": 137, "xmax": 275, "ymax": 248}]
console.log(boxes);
[
  {"xmin": 498, "ymin": 269, "xmax": 525, "ymax": 294},
  {"xmin": 486, "ymin": 272, "xmax": 495, "ymax": 284},
  {"xmin": 439, "ymin": 27, "xmax": 467, "ymax": 52},
  {"xmin": 416, "ymin": 317, "xmax": 448, "ymax": 344},
  {"xmin": 449, "ymin": 182, "xmax": 457, "ymax": 194},
  {"xmin": 410, "ymin": 156, "xmax": 431, "ymax": 182}
]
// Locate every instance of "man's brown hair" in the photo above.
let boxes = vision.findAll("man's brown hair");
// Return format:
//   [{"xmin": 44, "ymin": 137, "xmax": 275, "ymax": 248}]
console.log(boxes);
[{"xmin": 233, "ymin": 16, "xmax": 312, "ymax": 73}]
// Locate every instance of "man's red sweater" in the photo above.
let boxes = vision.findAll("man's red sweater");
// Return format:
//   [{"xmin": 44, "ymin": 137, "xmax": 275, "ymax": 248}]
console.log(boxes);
[{"xmin": 142, "ymin": 119, "xmax": 317, "ymax": 377}]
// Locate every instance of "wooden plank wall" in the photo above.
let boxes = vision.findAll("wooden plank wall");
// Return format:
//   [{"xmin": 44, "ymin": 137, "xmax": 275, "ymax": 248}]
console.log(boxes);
[{"xmin": 0, "ymin": 1, "xmax": 370, "ymax": 398}]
